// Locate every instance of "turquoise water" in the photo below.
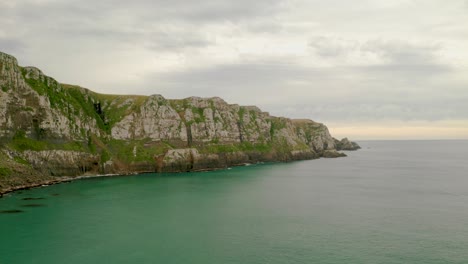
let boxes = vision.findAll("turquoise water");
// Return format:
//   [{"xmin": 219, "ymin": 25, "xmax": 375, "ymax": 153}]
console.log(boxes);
[{"xmin": 1, "ymin": 140, "xmax": 468, "ymax": 263}]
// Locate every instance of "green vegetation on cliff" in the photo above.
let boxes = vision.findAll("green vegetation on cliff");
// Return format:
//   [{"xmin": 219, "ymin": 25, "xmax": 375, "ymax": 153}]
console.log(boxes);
[
  {"xmin": 0, "ymin": 167, "xmax": 11, "ymax": 177},
  {"xmin": 105, "ymin": 139, "xmax": 173, "ymax": 163},
  {"xmin": 9, "ymin": 130, "xmax": 86, "ymax": 152},
  {"xmin": 0, "ymin": 51, "xmax": 357, "ymax": 193},
  {"xmin": 199, "ymin": 142, "xmax": 273, "ymax": 154}
]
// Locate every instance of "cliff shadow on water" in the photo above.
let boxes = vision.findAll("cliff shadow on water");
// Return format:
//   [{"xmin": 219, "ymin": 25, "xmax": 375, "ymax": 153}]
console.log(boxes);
[{"xmin": 0, "ymin": 51, "xmax": 359, "ymax": 195}]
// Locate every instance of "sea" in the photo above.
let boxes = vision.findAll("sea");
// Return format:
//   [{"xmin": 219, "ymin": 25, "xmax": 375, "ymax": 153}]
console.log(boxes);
[{"xmin": 1, "ymin": 140, "xmax": 468, "ymax": 264}]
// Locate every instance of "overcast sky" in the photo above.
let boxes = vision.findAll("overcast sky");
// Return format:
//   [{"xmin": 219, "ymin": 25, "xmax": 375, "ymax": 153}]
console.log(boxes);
[{"xmin": 1, "ymin": 0, "xmax": 467, "ymax": 139}]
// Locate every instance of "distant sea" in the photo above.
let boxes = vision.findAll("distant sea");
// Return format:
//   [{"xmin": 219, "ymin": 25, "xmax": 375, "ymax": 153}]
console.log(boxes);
[{"xmin": 1, "ymin": 140, "xmax": 468, "ymax": 264}]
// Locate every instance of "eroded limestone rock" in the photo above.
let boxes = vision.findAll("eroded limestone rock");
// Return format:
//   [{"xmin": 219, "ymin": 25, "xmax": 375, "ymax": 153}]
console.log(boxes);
[{"xmin": 0, "ymin": 51, "xmax": 360, "ymax": 192}]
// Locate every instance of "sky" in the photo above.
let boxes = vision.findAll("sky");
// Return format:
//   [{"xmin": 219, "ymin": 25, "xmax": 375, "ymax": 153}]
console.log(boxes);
[{"xmin": 1, "ymin": 0, "xmax": 467, "ymax": 140}]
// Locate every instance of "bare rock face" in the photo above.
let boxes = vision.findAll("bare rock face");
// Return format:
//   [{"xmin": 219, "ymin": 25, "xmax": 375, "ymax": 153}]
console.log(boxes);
[
  {"xmin": 334, "ymin": 137, "xmax": 361, "ymax": 151},
  {"xmin": 112, "ymin": 95, "xmax": 187, "ymax": 141},
  {"xmin": 0, "ymin": 52, "xmax": 101, "ymax": 140},
  {"xmin": 162, "ymin": 148, "xmax": 199, "ymax": 172},
  {"xmin": 0, "ymin": 52, "xmax": 27, "ymax": 92},
  {"xmin": 293, "ymin": 119, "xmax": 336, "ymax": 153},
  {"xmin": 322, "ymin": 149, "xmax": 347, "ymax": 158},
  {"xmin": 22, "ymin": 150, "xmax": 99, "ymax": 176},
  {"xmin": 0, "ymin": 51, "xmax": 360, "ymax": 192}
]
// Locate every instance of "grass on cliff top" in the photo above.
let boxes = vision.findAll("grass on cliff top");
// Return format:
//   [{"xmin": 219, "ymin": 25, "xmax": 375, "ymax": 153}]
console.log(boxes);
[
  {"xmin": 105, "ymin": 139, "xmax": 173, "ymax": 163},
  {"xmin": 89, "ymin": 91, "xmax": 148, "ymax": 129},
  {"xmin": 9, "ymin": 131, "xmax": 87, "ymax": 152},
  {"xmin": 24, "ymin": 75, "xmax": 150, "ymax": 135},
  {"xmin": 199, "ymin": 142, "xmax": 273, "ymax": 154},
  {"xmin": 22, "ymin": 76, "xmax": 108, "ymax": 133},
  {"xmin": 63, "ymin": 84, "xmax": 150, "ymax": 132},
  {"xmin": 91, "ymin": 92, "xmax": 148, "ymax": 110}
]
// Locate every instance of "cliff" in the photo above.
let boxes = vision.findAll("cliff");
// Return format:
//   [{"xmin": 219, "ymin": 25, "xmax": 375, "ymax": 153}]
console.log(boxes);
[{"xmin": 0, "ymin": 51, "xmax": 359, "ymax": 194}]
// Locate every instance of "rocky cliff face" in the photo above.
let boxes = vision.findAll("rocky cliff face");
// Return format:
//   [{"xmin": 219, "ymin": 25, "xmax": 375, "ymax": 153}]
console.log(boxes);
[{"xmin": 0, "ymin": 51, "xmax": 359, "ymax": 193}]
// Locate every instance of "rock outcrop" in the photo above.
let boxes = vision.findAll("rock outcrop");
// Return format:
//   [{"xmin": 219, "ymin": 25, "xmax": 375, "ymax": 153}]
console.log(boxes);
[
  {"xmin": 335, "ymin": 137, "xmax": 361, "ymax": 151},
  {"xmin": 0, "ymin": 51, "xmax": 359, "ymax": 194}
]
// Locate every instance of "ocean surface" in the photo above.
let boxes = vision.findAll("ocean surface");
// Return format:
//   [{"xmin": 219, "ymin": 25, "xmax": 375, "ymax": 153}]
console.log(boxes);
[{"xmin": 1, "ymin": 140, "xmax": 468, "ymax": 264}]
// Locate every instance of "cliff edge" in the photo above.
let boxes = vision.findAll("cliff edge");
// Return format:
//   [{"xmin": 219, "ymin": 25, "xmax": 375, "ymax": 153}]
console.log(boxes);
[{"xmin": 0, "ymin": 51, "xmax": 359, "ymax": 194}]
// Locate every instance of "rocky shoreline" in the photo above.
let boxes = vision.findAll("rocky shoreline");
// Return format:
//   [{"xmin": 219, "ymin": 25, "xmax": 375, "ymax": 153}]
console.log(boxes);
[
  {"xmin": 0, "ymin": 51, "xmax": 359, "ymax": 195},
  {"xmin": 0, "ymin": 159, "xmax": 317, "ymax": 197},
  {"xmin": 0, "ymin": 145, "xmax": 361, "ymax": 197},
  {"xmin": 0, "ymin": 174, "xmax": 119, "ymax": 198}
]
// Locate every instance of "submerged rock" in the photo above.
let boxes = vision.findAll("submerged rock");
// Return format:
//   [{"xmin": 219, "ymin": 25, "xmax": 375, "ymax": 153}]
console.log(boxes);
[
  {"xmin": 0, "ymin": 209, "xmax": 24, "ymax": 214},
  {"xmin": 21, "ymin": 204, "xmax": 46, "ymax": 207},
  {"xmin": 22, "ymin": 197, "xmax": 45, "ymax": 201}
]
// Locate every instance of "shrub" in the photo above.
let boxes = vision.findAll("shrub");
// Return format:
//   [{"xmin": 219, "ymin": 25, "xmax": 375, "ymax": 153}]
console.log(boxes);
[{"xmin": 0, "ymin": 167, "xmax": 11, "ymax": 177}]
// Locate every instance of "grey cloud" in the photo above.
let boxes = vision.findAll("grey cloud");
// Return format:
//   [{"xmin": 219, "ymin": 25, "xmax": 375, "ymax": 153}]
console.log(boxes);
[
  {"xmin": 144, "ymin": 63, "xmax": 339, "ymax": 102},
  {"xmin": 355, "ymin": 41, "xmax": 452, "ymax": 87},
  {"xmin": 157, "ymin": 63, "xmax": 312, "ymax": 86},
  {"xmin": 309, "ymin": 36, "xmax": 355, "ymax": 58},
  {"xmin": 1, "ymin": 0, "xmax": 466, "ymax": 132},
  {"xmin": 10, "ymin": 0, "xmax": 284, "ymax": 25},
  {"xmin": 136, "ymin": 59, "xmax": 466, "ymax": 123},
  {"xmin": 243, "ymin": 21, "xmax": 284, "ymax": 34},
  {"xmin": 361, "ymin": 40, "xmax": 442, "ymax": 65},
  {"xmin": 354, "ymin": 62, "xmax": 452, "ymax": 87},
  {"xmin": 116, "ymin": 0, "xmax": 285, "ymax": 23},
  {"xmin": 308, "ymin": 37, "xmax": 453, "ymax": 87},
  {"xmin": 309, "ymin": 37, "xmax": 444, "ymax": 67},
  {"xmin": 112, "ymin": 62, "xmax": 333, "ymax": 105},
  {"xmin": 47, "ymin": 25, "xmax": 213, "ymax": 52},
  {"xmin": 147, "ymin": 31, "xmax": 213, "ymax": 51},
  {"xmin": 0, "ymin": 37, "xmax": 25, "ymax": 55},
  {"xmin": 2, "ymin": 0, "xmax": 283, "ymax": 54},
  {"xmin": 271, "ymin": 100, "xmax": 468, "ymax": 123}
]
